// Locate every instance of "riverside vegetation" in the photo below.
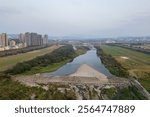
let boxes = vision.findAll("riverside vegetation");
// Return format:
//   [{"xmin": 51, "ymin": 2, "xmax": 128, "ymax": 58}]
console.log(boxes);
[
  {"xmin": 95, "ymin": 46, "xmax": 129, "ymax": 78},
  {"xmin": 5, "ymin": 45, "xmax": 86, "ymax": 75},
  {"xmin": 0, "ymin": 45, "xmax": 147, "ymax": 100},
  {"xmin": 0, "ymin": 45, "xmax": 87, "ymax": 99},
  {"xmin": 0, "ymin": 45, "xmax": 60, "ymax": 72},
  {"xmin": 95, "ymin": 46, "xmax": 147, "ymax": 100},
  {"xmin": 101, "ymin": 45, "xmax": 150, "ymax": 93}
]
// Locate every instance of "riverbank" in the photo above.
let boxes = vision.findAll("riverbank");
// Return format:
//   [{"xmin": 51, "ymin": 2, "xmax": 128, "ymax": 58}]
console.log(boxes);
[
  {"xmin": 4, "ymin": 45, "xmax": 86, "ymax": 75},
  {"xmin": 11, "ymin": 64, "xmax": 132, "ymax": 100},
  {"xmin": 19, "ymin": 46, "xmax": 88, "ymax": 75},
  {"xmin": 101, "ymin": 45, "xmax": 150, "ymax": 93},
  {"xmin": 12, "ymin": 64, "xmax": 108, "ymax": 86},
  {"xmin": 95, "ymin": 46, "xmax": 129, "ymax": 77},
  {"xmin": 9, "ymin": 63, "xmax": 146, "ymax": 100}
]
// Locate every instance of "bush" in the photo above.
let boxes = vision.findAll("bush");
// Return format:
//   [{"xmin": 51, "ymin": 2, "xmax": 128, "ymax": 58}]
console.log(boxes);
[{"xmin": 6, "ymin": 63, "xmax": 31, "ymax": 74}]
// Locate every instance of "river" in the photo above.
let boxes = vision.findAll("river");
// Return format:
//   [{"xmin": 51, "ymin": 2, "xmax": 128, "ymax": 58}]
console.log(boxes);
[{"xmin": 44, "ymin": 47, "xmax": 111, "ymax": 77}]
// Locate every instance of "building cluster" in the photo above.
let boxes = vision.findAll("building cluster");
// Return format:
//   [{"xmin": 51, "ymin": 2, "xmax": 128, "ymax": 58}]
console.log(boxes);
[
  {"xmin": 0, "ymin": 32, "xmax": 48, "ymax": 51},
  {"xmin": 19, "ymin": 33, "xmax": 48, "ymax": 47}
]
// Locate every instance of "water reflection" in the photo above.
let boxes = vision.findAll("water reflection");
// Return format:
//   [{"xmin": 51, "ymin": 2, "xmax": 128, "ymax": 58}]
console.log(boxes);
[{"xmin": 44, "ymin": 48, "xmax": 111, "ymax": 77}]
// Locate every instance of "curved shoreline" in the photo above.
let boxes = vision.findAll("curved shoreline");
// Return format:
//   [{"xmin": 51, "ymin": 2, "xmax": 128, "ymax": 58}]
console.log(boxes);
[{"xmin": 12, "ymin": 64, "xmax": 110, "ymax": 86}]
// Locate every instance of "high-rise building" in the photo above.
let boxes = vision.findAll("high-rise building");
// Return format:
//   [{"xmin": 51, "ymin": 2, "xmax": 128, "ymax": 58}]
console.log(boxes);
[
  {"xmin": 31, "ymin": 33, "xmax": 45, "ymax": 46},
  {"xmin": 19, "ymin": 33, "xmax": 25, "ymax": 43},
  {"xmin": 37, "ymin": 34, "xmax": 43, "ymax": 45},
  {"xmin": 43, "ymin": 34, "xmax": 48, "ymax": 45},
  {"xmin": 0, "ymin": 33, "xmax": 8, "ymax": 47},
  {"xmin": 31, "ymin": 33, "xmax": 39, "ymax": 46},
  {"xmin": 21, "ymin": 32, "xmax": 48, "ymax": 47},
  {"xmin": 24, "ymin": 32, "xmax": 31, "ymax": 46}
]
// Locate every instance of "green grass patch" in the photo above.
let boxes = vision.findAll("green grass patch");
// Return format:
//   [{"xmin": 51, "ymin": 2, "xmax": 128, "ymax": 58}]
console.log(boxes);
[
  {"xmin": 95, "ymin": 46, "xmax": 129, "ymax": 77},
  {"xmin": 101, "ymin": 45, "xmax": 150, "ymax": 93},
  {"xmin": 101, "ymin": 45, "xmax": 150, "ymax": 70},
  {"xmin": 101, "ymin": 45, "xmax": 150, "ymax": 64},
  {"xmin": 22, "ymin": 59, "xmax": 70, "ymax": 75},
  {"xmin": 0, "ymin": 46, "xmax": 59, "ymax": 72},
  {"xmin": 5, "ymin": 45, "xmax": 76, "ymax": 75},
  {"xmin": 20, "ymin": 47, "xmax": 87, "ymax": 75}
]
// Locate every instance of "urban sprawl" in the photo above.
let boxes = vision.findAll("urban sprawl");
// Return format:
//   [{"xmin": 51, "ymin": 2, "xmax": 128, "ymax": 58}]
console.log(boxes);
[{"xmin": 0, "ymin": 33, "xmax": 48, "ymax": 51}]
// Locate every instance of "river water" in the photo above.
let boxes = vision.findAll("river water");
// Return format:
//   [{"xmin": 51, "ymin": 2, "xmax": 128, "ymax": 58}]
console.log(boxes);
[{"xmin": 44, "ymin": 47, "xmax": 112, "ymax": 77}]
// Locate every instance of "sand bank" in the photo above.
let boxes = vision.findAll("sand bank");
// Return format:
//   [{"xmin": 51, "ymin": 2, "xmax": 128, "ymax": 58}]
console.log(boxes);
[
  {"xmin": 69, "ymin": 64, "xmax": 108, "ymax": 83},
  {"xmin": 12, "ymin": 64, "xmax": 109, "ymax": 86}
]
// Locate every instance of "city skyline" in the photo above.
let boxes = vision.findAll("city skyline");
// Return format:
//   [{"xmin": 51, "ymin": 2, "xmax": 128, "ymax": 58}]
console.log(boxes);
[
  {"xmin": 0, "ymin": 32, "xmax": 48, "ymax": 51},
  {"xmin": 0, "ymin": 0, "xmax": 150, "ymax": 37}
]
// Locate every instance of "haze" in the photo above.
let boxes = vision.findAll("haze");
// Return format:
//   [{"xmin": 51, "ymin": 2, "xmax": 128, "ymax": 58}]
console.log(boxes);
[{"xmin": 0, "ymin": 0, "xmax": 150, "ymax": 37}]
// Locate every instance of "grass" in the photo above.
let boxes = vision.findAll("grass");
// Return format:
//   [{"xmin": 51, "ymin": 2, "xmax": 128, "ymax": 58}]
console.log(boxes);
[
  {"xmin": 101, "ymin": 45, "xmax": 150, "ymax": 65},
  {"xmin": 96, "ymin": 46, "xmax": 129, "ymax": 77},
  {"xmin": 0, "ymin": 46, "xmax": 86, "ymax": 100},
  {"xmin": 20, "ymin": 47, "xmax": 87, "ymax": 75},
  {"xmin": 22, "ymin": 59, "xmax": 70, "ymax": 75},
  {"xmin": 0, "ymin": 45, "xmax": 60, "ymax": 72},
  {"xmin": 101, "ymin": 45, "xmax": 150, "ymax": 92}
]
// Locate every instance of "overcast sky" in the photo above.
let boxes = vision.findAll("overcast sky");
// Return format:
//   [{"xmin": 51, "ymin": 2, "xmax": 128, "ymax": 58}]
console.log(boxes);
[{"xmin": 0, "ymin": 0, "xmax": 150, "ymax": 37}]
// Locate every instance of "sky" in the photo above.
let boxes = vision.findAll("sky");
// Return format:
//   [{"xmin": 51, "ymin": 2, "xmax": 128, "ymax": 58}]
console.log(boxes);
[{"xmin": 0, "ymin": 0, "xmax": 150, "ymax": 37}]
